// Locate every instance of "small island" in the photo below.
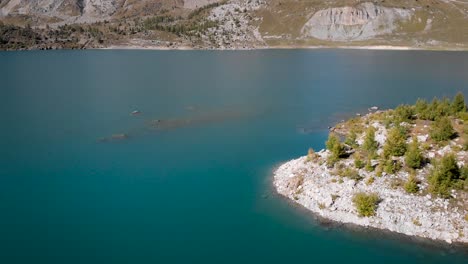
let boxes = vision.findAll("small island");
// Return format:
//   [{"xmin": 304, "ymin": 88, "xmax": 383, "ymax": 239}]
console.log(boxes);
[{"xmin": 274, "ymin": 93, "xmax": 468, "ymax": 244}]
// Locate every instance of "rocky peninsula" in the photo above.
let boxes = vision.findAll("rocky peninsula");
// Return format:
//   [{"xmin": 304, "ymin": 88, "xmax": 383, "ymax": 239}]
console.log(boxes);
[{"xmin": 274, "ymin": 93, "xmax": 468, "ymax": 244}]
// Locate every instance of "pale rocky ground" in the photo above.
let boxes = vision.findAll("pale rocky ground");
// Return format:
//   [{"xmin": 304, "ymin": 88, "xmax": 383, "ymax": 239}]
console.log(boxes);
[
  {"xmin": 0, "ymin": 0, "xmax": 221, "ymax": 23},
  {"xmin": 301, "ymin": 2, "xmax": 412, "ymax": 41},
  {"xmin": 204, "ymin": 0, "xmax": 265, "ymax": 49},
  {"xmin": 0, "ymin": 0, "xmax": 119, "ymax": 22},
  {"xmin": 274, "ymin": 112, "xmax": 468, "ymax": 244},
  {"xmin": 183, "ymin": 0, "xmax": 219, "ymax": 9}
]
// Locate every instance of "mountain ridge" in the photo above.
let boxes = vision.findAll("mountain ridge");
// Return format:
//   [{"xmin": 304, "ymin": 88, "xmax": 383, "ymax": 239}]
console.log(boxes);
[{"xmin": 1, "ymin": 0, "xmax": 467, "ymax": 50}]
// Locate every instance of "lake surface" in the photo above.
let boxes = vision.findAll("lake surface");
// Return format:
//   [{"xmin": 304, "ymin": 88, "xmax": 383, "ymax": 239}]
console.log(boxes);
[{"xmin": 1, "ymin": 50, "xmax": 468, "ymax": 263}]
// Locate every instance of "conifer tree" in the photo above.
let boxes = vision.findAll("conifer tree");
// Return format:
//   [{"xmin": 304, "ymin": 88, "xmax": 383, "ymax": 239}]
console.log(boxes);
[
  {"xmin": 415, "ymin": 98, "xmax": 429, "ymax": 119},
  {"xmin": 362, "ymin": 126, "xmax": 378, "ymax": 157},
  {"xmin": 383, "ymin": 126, "xmax": 407, "ymax": 157},
  {"xmin": 344, "ymin": 129, "xmax": 357, "ymax": 148},
  {"xmin": 452, "ymin": 92, "xmax": 466, "ymax": 113},
  {"xmin": 326, "ymin": 133, "xmax": 345, "ymax": 165},
  {"xmin": 404, "ymin": 171, "xmax": 419, "ymax": 194},
  {"xmin": 430, "ymin": 117, "xmax": 455, "ymax": 142},
  {"xmin": 429, "ymin": 154, "xmax": 461, "ymax": 197},
  {"xmin": 405, "ymin": 137, "xmax": 423, "ymax": 169}
]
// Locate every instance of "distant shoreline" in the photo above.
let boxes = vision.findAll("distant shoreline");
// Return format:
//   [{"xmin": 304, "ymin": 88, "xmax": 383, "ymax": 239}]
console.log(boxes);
[
  {"xmin": 101, "ymin": 45, "xmax": 468, "ymax": 52},
  {"xmin": 2, "ymin": 45, "xmax": 467, "ymax": 52}
]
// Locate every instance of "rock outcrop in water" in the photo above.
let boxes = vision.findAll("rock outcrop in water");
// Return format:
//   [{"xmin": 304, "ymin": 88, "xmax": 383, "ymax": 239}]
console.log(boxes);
[
  {"xmin": 301, "ymin": 3, "xmax": 412, "ymax": 41},
  {"xmin": 274, "ymin": 95, "xmax": 468, "ymax": 244}
]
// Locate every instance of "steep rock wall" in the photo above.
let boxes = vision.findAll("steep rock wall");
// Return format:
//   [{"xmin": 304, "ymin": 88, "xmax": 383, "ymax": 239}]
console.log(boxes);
[
  {"xmin": 301, "ymin": 2, "xmax": 412, "ymax": 41},
  {"xmin": 0, "ymin": 0, "xmax": 122, "ymax": 18},
  {"xmin": 0, "ymin": 0, "xmax": 221, "ymax": 18}
]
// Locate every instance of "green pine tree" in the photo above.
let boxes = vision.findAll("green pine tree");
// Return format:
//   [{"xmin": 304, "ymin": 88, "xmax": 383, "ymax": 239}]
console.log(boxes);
[
  {"xmin": 415, "ymin": 98, "xmax": 429, "ymax": 119},
  {"xmin": 383, "ymin": 126, "xmax": 408, "ymax": 157},
  {"xmin": 428, "ymin": 154, "xmax": 462, "ymax": 197},
  {"xmin": 452, "ymin": 92, "xmax": 467, "ymax": 113},
  {"xmin": 362, "ymin": 126, "xmax": 378, "ymax": 157},
  {"xmin": 326, "ymin": 133, "xmax": 345, "ymax": 166},
  {"xmin": 430, "ymin": 117, "xmax": 455, "ymax": 142},
  {"xmin": 365, "ymin": 157, "xmax": 374, "ymax": 172},
  {"xmin": 344, "ymin": 129, "xmax": 358, "ymax": 148},
  {"xmin": 404, "ymin": 171, "xmax": 419, "ymax": 194},
  {"xmin": 405, "ymin": 137, "xmax": 423, "ymax": 169}
]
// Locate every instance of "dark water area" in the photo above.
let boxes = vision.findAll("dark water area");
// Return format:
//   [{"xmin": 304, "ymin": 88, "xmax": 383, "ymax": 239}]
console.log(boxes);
[{"xmin": 0, "ymin": 50, "xmax": 467, "ymax": 263}]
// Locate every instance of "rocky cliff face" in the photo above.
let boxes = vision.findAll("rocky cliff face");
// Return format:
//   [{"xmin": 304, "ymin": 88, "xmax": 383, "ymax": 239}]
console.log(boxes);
[
  {"xmin": 0, "ymin": 0, "xmax": 218, "ymax": 22},
  {"xmin": 0, "ymin": 0, "xmax": 121, "ymax": 19},
  {"xmin": 183, "ymin": 0, "xmax": 219, "ymax": 9},
  {"xmin": 301, "ymin": 2, "xmax": 412, "ymax": 41}
]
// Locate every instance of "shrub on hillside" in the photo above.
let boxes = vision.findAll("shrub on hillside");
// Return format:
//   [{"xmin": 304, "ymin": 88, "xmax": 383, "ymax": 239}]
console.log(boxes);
[
  {"xmin": 352, "ymin": 192, "xmax": 380, "ymax": 217},
  {"xmin": 383, "ymin": 126, "xmax": 408, "ymax": 157},
  {"xmin": 326, "ymin": 133, "xmax": 345, "ymax": 166},
  {"xmin": 375, "ymin": 163, "xmax": 384, "ymax": 177},
  {"xmin": 418, "ymin": 98, "xmax": 451, "ymax": 121},
  {"xmin": 436, "ymin": 98, "xmax": 453, "ymax": 117},
  {"xmin": 344, "ymin": 129, "xmax": 358, "ymax": 148},
  {"xmin": 458, "ymin": 112, "xmax": 468, "ymax": 123},
  {"xmin": 383, "ymin": 159, "xmax": 402, "ymax": 175},
  {"xmin": 430, "ymin": 117, "xmax": 455, "ymax": 142},
  {"xmin": 365, "ymin": 158, "xmax": 375, "ymax": 172},
  {"xmin": 404, "ymin": 172, "xmax": 419, "ymax": 194},
  {"xmin": 461, "ymin": 166, "xmax": 468, "ymax": 183},
  {"xmin": 451, "ymin": 92, "xmax": 466, "ymax": 114},
  {"xmin": 428, "ymin": 154, "xmax": 464, "ymax": 197},
  {"xmin": 415, "ymin": 98, "xmax": 429, "ymax": 118},
  {"xmin": 405, "ymin": 137, "xmax": 423, "ymax": 169},
  {"xmin": 362, "ymin": 126, "xmax": 378, "ymax": 157},
  {"xmin": 366, "ymin": 176, "xmax": 375, "ymax": 185},
  {"xmin": 421, "ymin": 98, "xmax": 440, "ymax": 120},
  {"xmin": 338, "ymin": 167, "xmax": 362, "ymax": 181},
  {"xmin": 354, "ymin": 152, "xmax": 365, "ymax": 169},
  {"xmin": 307, "ymin": 148, "xmax": 319, "ymax": 162},
  {"xmin": 394, "ymin": 104, "xmax": 415, "ymax": 123}
]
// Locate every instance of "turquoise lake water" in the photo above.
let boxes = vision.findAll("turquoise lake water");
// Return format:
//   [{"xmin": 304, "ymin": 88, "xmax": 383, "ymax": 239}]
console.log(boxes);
[{"xmin": 1, "ymin": 50, "xmax": 468, "ymax": 263}]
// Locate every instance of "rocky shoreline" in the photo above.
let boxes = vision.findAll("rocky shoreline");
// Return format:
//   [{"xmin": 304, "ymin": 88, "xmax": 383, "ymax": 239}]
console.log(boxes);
[
  {"xmin": 273, "ymin": 104, "xmax": 468, "ymax": 245},
  {"xmin": 274, "ymin": 156, "xmax": 468, "ymax": 244}
]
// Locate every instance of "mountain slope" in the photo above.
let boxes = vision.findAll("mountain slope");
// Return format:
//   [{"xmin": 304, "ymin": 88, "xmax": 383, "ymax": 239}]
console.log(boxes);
[
  {"xmin": 301, "ymin": 3, "xmax": 412, "ymax": 41},
  {"xmin": 1, "ymin": 0, "xmax": 467, "ymax": 50},
  {"xmin": 0, "ymin": 1, "xmax": 217, "ymax": 22},
  {"xmin": 256, "ymin": 0, "xmax": 468, "ymax": 49}
]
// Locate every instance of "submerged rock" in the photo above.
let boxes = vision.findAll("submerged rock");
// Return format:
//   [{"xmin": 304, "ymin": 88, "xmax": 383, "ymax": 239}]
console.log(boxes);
[{"xmin": 98, "ymin": 133, "xmax": 128, "ymax": 143}]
